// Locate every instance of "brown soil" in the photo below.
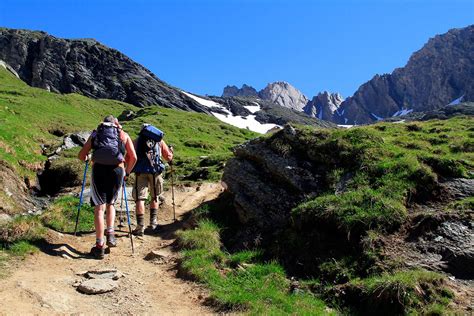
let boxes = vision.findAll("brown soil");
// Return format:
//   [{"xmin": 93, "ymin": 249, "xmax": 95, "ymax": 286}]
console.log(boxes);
[{"xmin": 0, "ymin": 182, "xmax": 224, "ymax": 315}]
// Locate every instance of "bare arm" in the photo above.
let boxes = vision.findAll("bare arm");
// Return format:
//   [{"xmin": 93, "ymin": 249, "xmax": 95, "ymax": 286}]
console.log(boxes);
[
  {"xmin": 78, "ymin": 136, "xmax": 93, "ymax": 161},
  {"xmin": 123, "ymin": 133, "xmax": 137, "ymax": 174},
  {"xmin": 161, "ymin": 140, "xmax": 173, "ymax": 162}
]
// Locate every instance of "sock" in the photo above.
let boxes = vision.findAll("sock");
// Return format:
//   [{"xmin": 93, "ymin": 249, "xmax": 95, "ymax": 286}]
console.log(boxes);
[
  {"xmin": 150, "ymin": 208, "xmax": 158, "ymax": 225},
  {"xmin": 136, "ymin": 214, "xmax": 144, "ymax": 227},
  {"xmin": 96, "ymin": 238, "xmax": 104, "ymax": 248},
  {"xmin": 106, "ymin": 227, "xmax": 114, "ymax": 235}
]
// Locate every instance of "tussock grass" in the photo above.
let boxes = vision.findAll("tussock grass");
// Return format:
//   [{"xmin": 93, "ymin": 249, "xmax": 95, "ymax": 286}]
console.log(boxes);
[
  {"xmin": 177, "ymin": 219, "xmax": 333, "ymax": 315},
  {"xmin": 0, "ymin": 215, "xmax": 45, "ymax": 245},
  {"xmin": 0, "ymin": 215, "xmax": 44, "ymax": 261},
  {"xmin": 41, "ymin": 196, "xmax": 95, "ymax": 233},
  {"xmin": 291, "ymin": 116, "xmax": 473, "ymax": 236},
  {"xmin": 348, "ymin": 269, "xmax": 453, "ymax": 315}
]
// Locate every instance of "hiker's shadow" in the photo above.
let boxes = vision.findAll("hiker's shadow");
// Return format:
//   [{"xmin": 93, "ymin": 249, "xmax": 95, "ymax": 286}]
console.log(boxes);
[
  {"xmin": 152, "ymin": 212, "xmax": 192, "ymax": 241},
  {"xmin": 35, "ymin": 239, "xmax": 90, "ymax": 260}
]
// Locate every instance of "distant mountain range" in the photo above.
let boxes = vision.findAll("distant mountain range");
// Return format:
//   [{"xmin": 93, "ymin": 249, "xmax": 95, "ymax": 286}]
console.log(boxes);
[
  {"xmin": 222, "ymin": 25, "xmax": 473, "ymax": 124},
  {"xmin": 0, "ymin": 25, "xmax": 472, "ymax": 128},
  {"xmin": 0, "ymin": 27, "xmax": 329, "ymax": 133}
]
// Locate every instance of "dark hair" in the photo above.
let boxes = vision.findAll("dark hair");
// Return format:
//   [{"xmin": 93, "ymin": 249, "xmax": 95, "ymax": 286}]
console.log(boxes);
[{"xmin": 103, "ymin": 115, "xmax": 115, "ymax": 123}]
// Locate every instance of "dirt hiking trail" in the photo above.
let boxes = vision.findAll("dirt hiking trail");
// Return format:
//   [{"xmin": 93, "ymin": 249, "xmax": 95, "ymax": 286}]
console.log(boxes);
[{"xmin": 0, "ymin": 182, "xmax": 224, "ymax": 315}]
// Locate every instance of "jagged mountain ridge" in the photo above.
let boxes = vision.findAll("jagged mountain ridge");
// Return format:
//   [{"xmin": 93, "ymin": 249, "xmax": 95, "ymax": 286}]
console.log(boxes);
[
  {"xmin": 0, "ymin": 28, "xmax": 208, "ymax": 112},
  {"xmin": 336, "ymin": 25, "xmax": 474, "ymax": 124},
  {"xmin": 223, "ymin": 25, "xmax": 473, "ymax": 125},
  {"xmin": 303, "ymin": 91, "xmax": 344, "ymax": 121},
  {"xmin": 222, "ymin": 81, "xmax": 310, "ymax": 111}
]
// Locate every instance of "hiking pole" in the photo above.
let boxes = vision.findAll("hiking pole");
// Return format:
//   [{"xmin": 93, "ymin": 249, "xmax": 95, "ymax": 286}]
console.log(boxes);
[
  {"xmin": 170, "ymin": 160, "xmax": 176, "ymax": 222},
  {"xmin": 74, "ymin": 160, "xmax": 89, "ymax": 236},
  {"xmin": 122, "ymin": 179, "xmax": 134, "ymax": 254},
  {"xmin": 118, "ymin": 189, "xmax": 124, "ymax": 228}
]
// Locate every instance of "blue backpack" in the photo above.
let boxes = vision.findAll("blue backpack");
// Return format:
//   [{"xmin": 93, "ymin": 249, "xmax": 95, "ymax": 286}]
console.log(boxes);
[{"xmin": 133, "ymin": 125, "xmax": 165, "ymax": 174}]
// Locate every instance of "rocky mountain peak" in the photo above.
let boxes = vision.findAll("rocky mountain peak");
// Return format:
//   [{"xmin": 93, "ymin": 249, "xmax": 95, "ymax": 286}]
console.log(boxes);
[
  {"xmin": 336, "ymin": 25, "xmax": 474, "ymax": 124},
  {"xmin": 222, "ymin": 84, "xmax": 258, "ymax": 98},
  {"xmin": 258, "ymin": 81, "xmax": 309, "ymax": 111},
  {"xmin": 303, "ymin": 91, "xmax": 344, "ymax": 120},
  {"xmin": 0, "ymin": 27, "xmax": 208, "ymax": 112}
]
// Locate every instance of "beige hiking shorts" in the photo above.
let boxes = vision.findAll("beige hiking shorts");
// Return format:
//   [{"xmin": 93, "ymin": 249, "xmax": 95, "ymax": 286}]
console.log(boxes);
[{"xmin": 132, "ymin": 173, "xmax": 163, "ymax": 201}]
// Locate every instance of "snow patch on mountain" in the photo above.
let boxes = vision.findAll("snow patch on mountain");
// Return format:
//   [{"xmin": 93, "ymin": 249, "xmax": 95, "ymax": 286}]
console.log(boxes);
[
  {"xmin": 448, "ymin": 95, "xmax": 464, "ymax": 106},
  {"xmin": 392, "ymin": 108, "xmax": 414, "ymax": 117},
  {"xmin": 182, "ymin": 91, "xmax": 222, "ymax": 108},
  {"xmin": 182, "ymin": 91, "xmax": 278, "ymax": 134},
  {"xmin": 244, "ymin": 104, "xmax": 260, "ymax": 114},
  {"xmin": 371, "ymin": 113, "xmax": 383, "ymax": 121}
]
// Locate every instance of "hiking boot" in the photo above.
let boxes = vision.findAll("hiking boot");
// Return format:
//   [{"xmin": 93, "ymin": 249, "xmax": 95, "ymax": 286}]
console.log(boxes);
[
  {"xmin": 151, "ymin": 225, "xmax": 161, "ymax": 234},
  {"xmin": 90, "ymin": 245, "xmax": 105, "ymax": 259},
  {"xmin": 145, "ymin": 224, "xmax": 160, "ymax": 234},
  {"xmin": 132, "ymin": 225, "xmax": 144, "ymax": 236},
  {"xmin": 106, "ymin": 233, "xmax": 117, "ymax": 247}
]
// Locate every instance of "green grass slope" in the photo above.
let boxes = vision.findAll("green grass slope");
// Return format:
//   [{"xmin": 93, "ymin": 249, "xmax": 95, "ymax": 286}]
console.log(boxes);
[
  {"xmin": 0, "ymin": 66, "xmax": 257, "ymax": 179},
  {"xmin": 0, "ymin": 67, "xmax": 134, "ymax": 177}
]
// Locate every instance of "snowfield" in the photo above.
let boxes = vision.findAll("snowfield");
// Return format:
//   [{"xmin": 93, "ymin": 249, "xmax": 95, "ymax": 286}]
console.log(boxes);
[
  {"xmin": 213, "ymin": 112, "xmax": 279, "ymax": 134},
  {"xmin": 182, "ymin": 91, "xmax": 279, "ymax": 134},
  {"xmin": 182, "ymin": 91, "xmax": 223, "ymax": 108},
  {"xmin": 244, "ymin": 104, "xmax": 260, "ymax": 114},
  {"xmin": 392, "ymin": 108, "xmax": 413, "ymax": 117}
]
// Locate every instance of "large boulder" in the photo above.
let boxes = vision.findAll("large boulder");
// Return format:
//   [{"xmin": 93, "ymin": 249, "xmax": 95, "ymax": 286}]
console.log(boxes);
[{"xmin": 222, "ymin": 125, "xmax": 325, "ymax": 240}]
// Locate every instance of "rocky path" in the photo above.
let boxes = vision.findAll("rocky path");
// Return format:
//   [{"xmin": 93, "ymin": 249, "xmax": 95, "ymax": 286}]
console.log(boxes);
[{"xmin": 0, "ymin": 182, "xmax": 224, "ymax": 315}]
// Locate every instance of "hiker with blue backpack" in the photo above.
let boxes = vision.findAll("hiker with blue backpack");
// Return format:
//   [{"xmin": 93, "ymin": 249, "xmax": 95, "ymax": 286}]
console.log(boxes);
[
  {"xmin": 132, "ymin": 124, "xmax": 173, "ymax": 236},
  {"xmin": 78, "ymin": 115, "xmax": 137, "ymax": 259}
]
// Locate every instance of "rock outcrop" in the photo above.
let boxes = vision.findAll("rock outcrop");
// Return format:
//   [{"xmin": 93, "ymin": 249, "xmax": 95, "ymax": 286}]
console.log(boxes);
[
  {"xmin": 221, "ymin": 125, "xmax": 325, "ymax": 240},
  {"xmin": 0, "ymin": 28, "xmax": 208, "ymax": 112},
  {"xmin": 336, "ymin": 25, "xmax": 474, "ymax": 124},
  {"xmin": 221, "ymin": 121, "xmax": 474, "ymax": 279},
  {"xmin": 303, "ymin": 91, "xmax": 344, "ymax": 121}
]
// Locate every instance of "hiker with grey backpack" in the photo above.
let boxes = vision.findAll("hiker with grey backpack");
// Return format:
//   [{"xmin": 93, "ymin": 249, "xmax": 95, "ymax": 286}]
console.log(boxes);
[
  {"xmin": 78, "ymin": 115, "xmax": 137, "ymax": 259},
  {"xmin": 132, "ymin": 124, "xmax": 173, "ymax": 236}
]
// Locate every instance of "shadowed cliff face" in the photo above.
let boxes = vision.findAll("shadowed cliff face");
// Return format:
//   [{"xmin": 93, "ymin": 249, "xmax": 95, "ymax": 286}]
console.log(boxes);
[
  {"xmin": 337, "ymin": 25, "xmax": 474, "ymax": 124},
  {"xmin": 0, "ymin": 28, "xmax": 208, "ymax": 112}
]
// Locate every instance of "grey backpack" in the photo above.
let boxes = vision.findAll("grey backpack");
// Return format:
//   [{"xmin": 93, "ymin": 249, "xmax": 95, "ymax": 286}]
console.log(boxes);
[{"xmin": 91, "ymin": 122, "xmax": 125, "ymax": 165}]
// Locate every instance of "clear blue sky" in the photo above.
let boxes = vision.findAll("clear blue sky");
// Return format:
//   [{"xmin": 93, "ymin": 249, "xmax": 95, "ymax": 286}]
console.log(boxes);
[{"xmin": 0, "ymin": 0, "xmax": 473, "ymax": 98}]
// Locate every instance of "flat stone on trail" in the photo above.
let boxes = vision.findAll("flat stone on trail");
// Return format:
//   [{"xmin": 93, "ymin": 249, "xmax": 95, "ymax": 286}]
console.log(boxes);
[
  {"xmin": 77, "ymin": 279, "xmax": 118, "ymax": 294},
  {"xmin": 145, "ymin": 250, "xmax": 168, "ymax": 261},
  {"xmin": 84, "ymin": 268, "xmax": 123, "ymax": 280}
]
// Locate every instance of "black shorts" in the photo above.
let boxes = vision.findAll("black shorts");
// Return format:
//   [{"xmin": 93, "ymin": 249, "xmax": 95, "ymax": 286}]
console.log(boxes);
[{"xmin": 91, "ymin": 163, "xmax": 125, "ymax": 206}]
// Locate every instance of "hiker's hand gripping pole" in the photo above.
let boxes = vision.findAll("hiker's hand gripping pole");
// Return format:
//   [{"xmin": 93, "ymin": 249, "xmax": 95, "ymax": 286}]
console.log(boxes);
[
  {"xmin": 122, "ymin": 178, "xmax": 134, "ymax": 254},
  {"xmin": 74, "ymin": 160, "xmax": 89, "ymax": 236}
]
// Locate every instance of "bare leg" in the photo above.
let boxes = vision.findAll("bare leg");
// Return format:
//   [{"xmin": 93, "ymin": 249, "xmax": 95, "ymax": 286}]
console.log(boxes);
[
  {"xmin": 136, "ymin": 200, "xmax": 145, "ymax": 215},
  {"xmin": 150, "ymin": 199, "xmax": 159, "ymax": 210},
  {"xmin": 106, "ymin": 204, "xmax": 116, "ymax": 228},
  {"xmin": 94, "ymin": 204, "xmax": 105, "ymax": 244}
]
